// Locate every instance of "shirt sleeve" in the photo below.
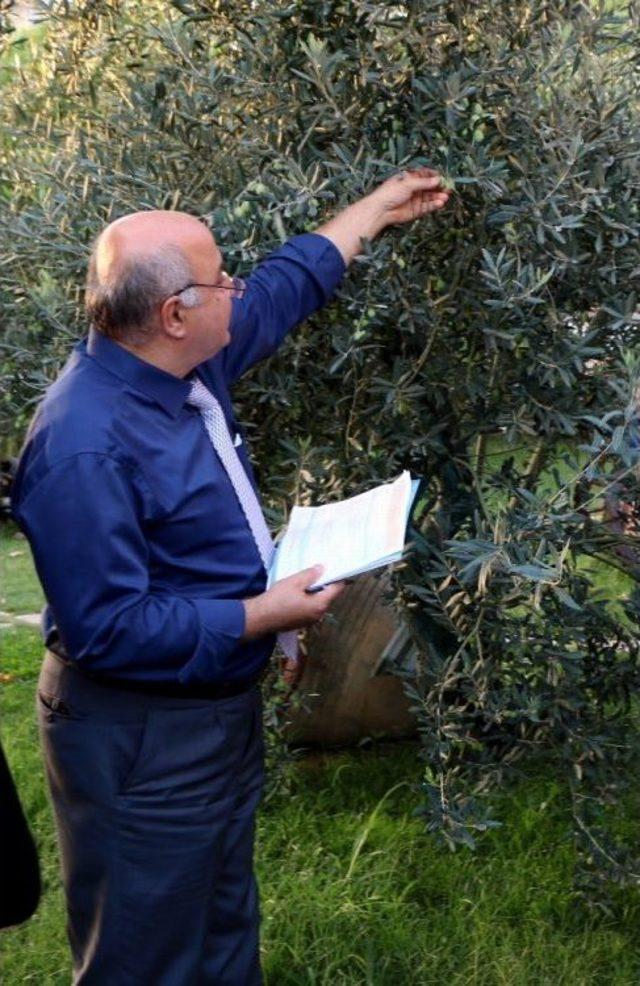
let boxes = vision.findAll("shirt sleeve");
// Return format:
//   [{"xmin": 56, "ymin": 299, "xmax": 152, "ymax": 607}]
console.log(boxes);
[
  {"xmin": 221, "ymin": 232, "xmax": 346, "ymax": 385},
  {"xmin": 13, "ymin": 453, "xmax": 246, "ymax": 684}
]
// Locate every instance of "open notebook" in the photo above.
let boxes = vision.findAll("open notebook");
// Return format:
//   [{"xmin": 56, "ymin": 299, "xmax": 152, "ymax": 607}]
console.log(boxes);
[{"xmin": 267, "ymin": 471, "xmax": 420, "ymax": 591}]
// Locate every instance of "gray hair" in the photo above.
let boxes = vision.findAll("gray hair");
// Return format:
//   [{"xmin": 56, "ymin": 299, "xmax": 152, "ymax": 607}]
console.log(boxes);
[{"xmin": 85, "ymin": 239, "xmax": 201, "ymax": 343}]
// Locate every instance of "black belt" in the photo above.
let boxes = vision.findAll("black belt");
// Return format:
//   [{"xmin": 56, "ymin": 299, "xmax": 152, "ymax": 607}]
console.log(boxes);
[{"xmin": 48, "ymin": 650, "xmax": 261, "ymax": 700}]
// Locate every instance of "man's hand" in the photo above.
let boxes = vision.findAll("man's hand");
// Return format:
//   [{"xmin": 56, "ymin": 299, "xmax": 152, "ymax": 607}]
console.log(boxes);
[
  {"xmin": 315, "ymin": 166, "xmax": 451, "ymax": 265},
  {"xmin": 242, "ymin": 565, "xmax": 345, "ymax": 640},
  {"xmin": 368, "ymin": 167, "xmax": 451, "ymax": 226}
]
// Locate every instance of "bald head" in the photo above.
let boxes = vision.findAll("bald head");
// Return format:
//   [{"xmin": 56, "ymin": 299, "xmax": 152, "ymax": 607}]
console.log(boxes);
[
  {"xmin": 94, "ymin": 211, "xmax": 211, "ymax": 284},
  {"xmin": 86, "ymin": 210, "xmax": 217, "ymax": 343}
]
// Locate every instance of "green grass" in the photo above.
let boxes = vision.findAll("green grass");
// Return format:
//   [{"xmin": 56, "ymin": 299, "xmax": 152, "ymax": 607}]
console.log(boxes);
[
  {"xmin": 1, "ymin": 527, "xmax": 45, "ymax": 616},
  {"xmin": 258, "ymin": 762, "xmax": 640, "ymax": 986},
  {"xmin": 2, "ymin": 527, "xmax": 640, "ymax": 983}
]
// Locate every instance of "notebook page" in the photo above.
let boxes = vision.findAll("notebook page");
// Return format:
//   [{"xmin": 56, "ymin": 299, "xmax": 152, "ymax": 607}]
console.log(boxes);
[{"xmin": 270, "ymin": 471, "xmax": 412, "ymax": 587}]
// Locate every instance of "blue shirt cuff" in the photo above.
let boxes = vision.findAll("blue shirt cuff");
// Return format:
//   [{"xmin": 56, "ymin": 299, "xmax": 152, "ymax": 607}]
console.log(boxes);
[{"xmin": 179, "ymin": 598, "xmax": 246, "ymax": 684}]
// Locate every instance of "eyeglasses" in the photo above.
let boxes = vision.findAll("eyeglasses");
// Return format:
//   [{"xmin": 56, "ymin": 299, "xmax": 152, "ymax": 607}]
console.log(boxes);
[{"xmin": 174, "ymin": 271, "xmax": 247, "ymax": 301}]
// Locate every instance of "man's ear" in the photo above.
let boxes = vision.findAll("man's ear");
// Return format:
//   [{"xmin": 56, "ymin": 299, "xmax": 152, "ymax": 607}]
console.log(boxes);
[{"xmin": 160, "ymin": 296, "xmax": 187, "ymax": 339}]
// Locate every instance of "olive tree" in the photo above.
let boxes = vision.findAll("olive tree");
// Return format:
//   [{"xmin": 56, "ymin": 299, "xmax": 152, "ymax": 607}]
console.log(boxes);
[{"xmin": 1, "ymin": 0, "xmax": 640, "ymax": 895}]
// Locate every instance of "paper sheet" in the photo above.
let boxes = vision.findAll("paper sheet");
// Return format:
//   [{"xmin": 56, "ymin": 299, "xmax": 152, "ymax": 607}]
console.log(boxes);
[{"xmin": 268, "ymin": 471, "xmax": 418, "ymax": 589}]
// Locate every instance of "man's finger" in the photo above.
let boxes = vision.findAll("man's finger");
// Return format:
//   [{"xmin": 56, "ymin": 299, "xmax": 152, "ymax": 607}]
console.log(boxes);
[
  {"xmin": 398, "ymin": 171, "xmax": 443, "ymax": 191},
  {"xmin": 321, "ymin": 579, "xmax": 347, "ymax": 602},
  {"xmin": 294, "ymin": 564, "xmax": 324, "ymax": 588},
  {"xmin": 410, "ymin": 166, "xmax": 440, "ymax": 180},
  {"xmin": 424, "ymin": 192, "xmax": 450, "ymax": 211}
]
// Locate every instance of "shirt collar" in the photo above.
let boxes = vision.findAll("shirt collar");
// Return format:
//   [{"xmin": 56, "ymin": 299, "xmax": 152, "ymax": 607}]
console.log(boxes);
[{"xmin": 87, "ymin": 327, "xmax": 191, "ymax": 419}]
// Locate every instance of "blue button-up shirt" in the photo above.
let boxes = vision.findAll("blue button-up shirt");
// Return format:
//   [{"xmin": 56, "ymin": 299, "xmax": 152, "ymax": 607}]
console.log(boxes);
[{"xmin": 11, "ymin": 233, "xmax": 346, "ymax": 684}]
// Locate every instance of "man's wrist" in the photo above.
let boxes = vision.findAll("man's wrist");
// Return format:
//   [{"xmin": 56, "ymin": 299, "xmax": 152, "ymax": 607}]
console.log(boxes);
[
  {"xmin": 315, "ymin": 196, "xmax": 388, "ymax": 265},
  {"xmin": 348, "ymin": 195, "xmax": 388, "ymax": 240},
  {"xmin": 242, "ymin": 593, "xmax": 270, "ymax": 641}
]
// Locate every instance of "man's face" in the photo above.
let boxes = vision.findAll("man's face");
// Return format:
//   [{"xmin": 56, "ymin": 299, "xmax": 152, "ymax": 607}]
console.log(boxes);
[{"xmin": 180, "ymin": 229, "xmax": 234, "ymax": 365}]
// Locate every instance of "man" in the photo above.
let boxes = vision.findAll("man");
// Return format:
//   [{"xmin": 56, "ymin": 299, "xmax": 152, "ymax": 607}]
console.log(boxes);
[{"xmin": 11, "ymin": 168, "xmax": 449, "ymax": 984}]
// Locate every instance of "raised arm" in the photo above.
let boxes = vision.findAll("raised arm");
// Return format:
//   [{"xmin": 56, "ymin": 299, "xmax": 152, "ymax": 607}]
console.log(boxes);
[
  {"xmin": 219, "ymin": 169, "xmax": 449, "ymax": 384},
  {"xmin": 314, "ymin": 167, "xmax": 450, "ymax": 265}
]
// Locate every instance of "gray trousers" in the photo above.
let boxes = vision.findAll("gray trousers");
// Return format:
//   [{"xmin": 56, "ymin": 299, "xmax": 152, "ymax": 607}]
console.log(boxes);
[{"xmin": 37, "ymin": 651, "xmax": 265, "ymax": 985}]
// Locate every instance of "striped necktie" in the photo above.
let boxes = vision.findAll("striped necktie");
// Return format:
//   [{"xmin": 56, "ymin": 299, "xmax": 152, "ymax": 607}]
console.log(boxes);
[{"xmin": 188, "ymin": 377, "xmax": 298, "ymax": 661}]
